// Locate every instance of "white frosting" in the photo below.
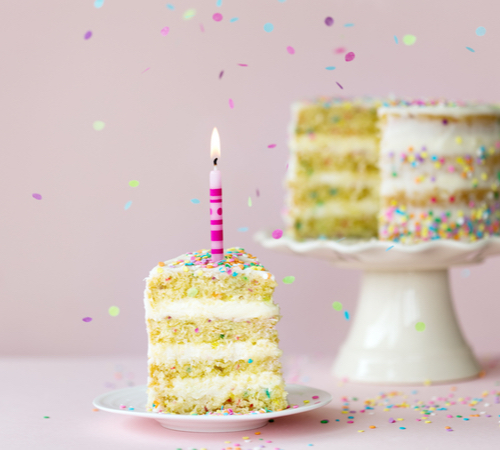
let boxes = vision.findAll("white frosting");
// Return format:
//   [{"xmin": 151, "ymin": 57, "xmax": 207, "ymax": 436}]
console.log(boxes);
[
  {"xmin": 145, "ymin": 297, "xmax": 279, "ymax": 321},
  {"xmin": 379, "ymin": 103, "xmax": 500, "ymax": 118},
  {"xmin": 148, "ymin": 339, "xmax": 281, "ymax": 364}
]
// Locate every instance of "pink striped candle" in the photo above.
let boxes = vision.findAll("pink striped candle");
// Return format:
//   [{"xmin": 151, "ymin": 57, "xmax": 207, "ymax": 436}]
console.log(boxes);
[{"xmin": 210, "ymin": 128, "xmax": 224, "ymax": 262}]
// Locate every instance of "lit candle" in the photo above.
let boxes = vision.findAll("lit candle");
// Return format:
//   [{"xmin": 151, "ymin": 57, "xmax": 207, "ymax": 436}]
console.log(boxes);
[{"xmin": 210, "ymin": 128, "xmax": 224, "ymax": 262}]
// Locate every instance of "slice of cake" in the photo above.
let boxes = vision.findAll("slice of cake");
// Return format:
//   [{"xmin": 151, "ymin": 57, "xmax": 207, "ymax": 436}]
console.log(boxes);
[
  {"xmin": 378, "ymin": 100, "xmax": 500, "ymax": 242},
  {"xmin": 286, "ymin": 97, "xmax": 381, "ymax": 240},
  {"xmin": 144, "ymin": 247, "xmax": 288, "ymax": 414}
]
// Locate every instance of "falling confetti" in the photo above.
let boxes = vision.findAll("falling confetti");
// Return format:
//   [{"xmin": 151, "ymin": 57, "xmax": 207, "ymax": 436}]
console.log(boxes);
[
  {"xmin": 82, "ymin": 317, "xmax": 92, "ymax": 322},
  {"xmin": 213, "ymin": 13, "xmax": 223, "ymax": 22},
  {"xmin": 394, "ymin": 35, "xmax": 399, "ymax": 44},
  {"xmin": 229, "ymin": 98, "xmax": 234, "ymax": 109},
  {"xmin": 344, "ymin": 310, "xmax": 350, "ymax": 320},
  {"xmin": 476, "ymin": 26, "xmax": 486, "ymax": 36},
  {"xmin": 200, "ymin": 24, "xmax": 205, "ymax": 32},
  {"xmin": 166, "ymin": 4, "xmax": 175, "ymax": 10},
  {"xmin": 264, "ymin": 23, "xmax": 274, "ymax": 33},
  {"xmin": 334, "ymin": 47, "xmax": 346, "ymax": 54},
  {"xmin": 325, "ymin": 66, "xmax": 336, "ymax": 70},
  {"xmin": 386, "ymin": 245, "xmax": 394, "ymax": 251},
  {"xmin": 93, "ymin": 121, "xmax": 105, "ymax": 131},
  {"xmin": 94, "ymin": 0, "xmax": 104, "ymax": 8},
  {"xmin": 345, "ymin": 52, "xmax": 355, "ymax": 62},
  {"xmin": 129, "ymin": 180, "xmax": 139, "ymax": 187},
  {"xmin": 466, "ymin": 46, "xmax": 475, "ymax": 52},
  {"xmin": 219, "ymin": 70, "xmax": 224, "ymax": 79},
  {"xmin": 124, "ymin": 201, "xmax": 132, "ymax": 210},
  {"xmin": 248, "ymin": 197, "xmax": 252, "ymax": 207},
  {"xmin": 238, "ymin": 227, "xmax": 249, "ymax": 232},
  {"xmin": 415, "ymin": 322, "xmax": 426, "ymax": 332},
  {"xmin": 272, "ymin": 229, "xmax": 283, "ymax": 239},
  {"xmin": 160, "ymin": 26, "xmax": 170, "ymax": 36},
  {"xmin": 286, "ymin": 46, "xmax": 295, "ymax": 54},
  {"xmin": 336, "ymin": 81, "xmax": 343, "ymax": 89},
  {"xmin": 229, "ymin": 17, "xmax": 239, "ymax": 22},
  {"xmin": 344, "ymin": 23, "xmax": 354, "ymax": 27},
  {"xmin": 325, "ymin": 17, "xmax": 334, "ymax": 26},
  {"xmin": 142, "ymin": 68, "xmax": 150, "ymax": 73},
  {"xmin": 216, "ymin": 0, "xmax": 222, "ymax": 6},
  {"xmin": 268, "ymin": 144, "xmax": 276, "ymax": 148},
  {"xmin": 403, "ymin": 34, "xmax": 416, "ymax": 45},
  {"xmin": 191, "ymin": 198, "xmax": 200, "ymax": 204},
  {"xmin": 183, "ymin": 9, "xmax": 196, "ymax": 20},
  {"xmin": 108, "ymin": 306, "xmax": 120, "ymax": 317},
  {"xmin": 32, "ymin": 193, "xmax": 42, "ymax": 200},
  {"xmin": 283, "ymin": 276, "xmax": 295, "ymax": 284},
  {"xmin": 256, "ymin": 188, "xmax": 260, "ymax": 197},
  {"xmin": 332, "ymin": 301, "xmax": 343, "ymax": 311},
  {"xmin": 238, "ymin": 63, "xmax": 248, "ymax": 66},
  {"xmin": 84, "ymin": 31, "xmax": 92, "ymax": 40}
]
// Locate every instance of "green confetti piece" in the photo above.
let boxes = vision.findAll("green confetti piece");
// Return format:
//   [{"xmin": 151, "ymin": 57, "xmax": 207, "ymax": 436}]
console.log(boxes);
[
  {"xmin": 93, "ymin": 121, "xmax": 105, "ymax": 131},
  {"xmin": 187, "ymin": 287, "xmax": 198, "ymax": 297},
  {"xmin": 415, "ymin": 321, "xmax": 426, "ymax": 332},
  {"xmin": 183, "ymin": 8, "xmax": 196, "ymax": 19},
  {"xmin": 43, "ymin": 416, "xmax": 50, "ymax": 419},
  {"xmin": 332, "ymin": 301, "xmax": 343, "ymax": 311},
  {"xmin": 129, "ymin": 180, "xmax": 139, "ymax": 187},
  {"xmin": 108, "ymin": 306, "xmax": 120, "ymax": 317},
  {"xmin": 248, "ymin": 197, "xmax": 252, "ymax": 207},
  {"xmin": 283, "ymin": 276, "xmax": 295, "ymax": 284},
  {"xmin": 403, "ymin": 34, "xmax": 416, "ymax": 46}
]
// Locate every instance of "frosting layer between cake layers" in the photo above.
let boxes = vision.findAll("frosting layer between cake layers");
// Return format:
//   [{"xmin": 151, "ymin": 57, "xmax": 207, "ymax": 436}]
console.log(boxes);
[
  {"xmin": 144, "ymin": 247, "xmax": 288, "ymax": 415},
  {"xmin": 286, "ymin": 97, "xmax": 381, "ymax": 240},
  {"xmin": 378, "ymin": 103, "xmax": 500, "ymax": 242}
]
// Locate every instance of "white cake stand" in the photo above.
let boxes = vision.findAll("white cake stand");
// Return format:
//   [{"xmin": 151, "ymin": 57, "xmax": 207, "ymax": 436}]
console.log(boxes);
[{"xmin": 256, "ymin": 231, "xmax": 500, "ymax": 384}]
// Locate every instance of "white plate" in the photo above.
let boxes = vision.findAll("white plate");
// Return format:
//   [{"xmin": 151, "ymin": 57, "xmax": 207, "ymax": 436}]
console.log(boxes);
[{"xmin": 93, "ymin": 384, "xmax": 332, "ymax": 432}]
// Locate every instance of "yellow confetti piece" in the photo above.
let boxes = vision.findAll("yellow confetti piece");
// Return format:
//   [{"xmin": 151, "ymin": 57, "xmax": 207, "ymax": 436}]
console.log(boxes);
[
  {"xmin": 93, "ymin": 120, "xmax": 105, "ymax": 131},
  {"xmin": 108, "ymin": 306, "xmax": 120, "ymax": 317},
  {"xmin": 183, "ymin": 8, "xmax": 196, "ymax": 19},
  {"xmin": 156, "ymin": 267, "xmax": 164, "ymax": 273},
  {"xmin": 424, "ymin": 379, "xmax": 432, "ymax": 386},
  {"xmin": 358, "ymin": 430, "xmax": 364, "ymax": 433},
  {"xmin": 425, "ymin": 420, "xmax": 432, "ymax": 424},
  {"xmin": 455, "ymin": 136, "xmax": 463, "ymax": 144},
  {"xmin": 303, "ymin": 400, "xmax": 310, "ymax": 403}
]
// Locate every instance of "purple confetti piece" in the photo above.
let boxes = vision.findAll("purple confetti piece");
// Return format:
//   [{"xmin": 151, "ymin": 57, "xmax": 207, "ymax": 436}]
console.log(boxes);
[
  {"xmin": 256, "ymin": 188, "xmax": 260, "ymax": 197},
  {"xmin": 219, "ymin": 70, "xmax": 224, "ymax": 79},
  {"xmin": 345, "ymin": 52, "xmax": 355, "ymax": 62},
  {"xmin": 82, "ymin": 317, "xmax": 92, "ymax": 322},
  {"xmin": 84, "ymin": 30, "xmax": 92, "ymax": 40},
  {"xmin": 336, "ymin": 81, "xmax": 343, "ymax": 89},
  {"xmin": 238, "ymin": 63, "xmax": 248, "ymax": 67},
  {"xmin": 325, "ymin": 17, "xmax": 334, "ymax": 26},
  {"xmin": 32, "ymin": 193, "xmax": 42, "ymax": 200}
]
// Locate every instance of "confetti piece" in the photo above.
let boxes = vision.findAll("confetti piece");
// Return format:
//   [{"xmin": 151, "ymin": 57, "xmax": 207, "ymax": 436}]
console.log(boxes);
[
  {"xmin": 82, "ymin": 317, "xmax": 92, "ymax": 322},
  {"xmin": 415, "ymin": 322, "xmax": 426, "ymax": 332},
  {"xmin": 256, "ymin": 188, "xmax": 260, "ymax": 197},
  {"xmin": 93, "ymin": 121, "xmax": 105, "ymax": 131},
  {"xmin": 213, "ymin": 13, "xmax": 223, "ymax": 22},
  {"xmin": 94, "ymin": 0, "xmax": 104, "ymax": 8},
  {"xmin": 278, "ymin": 0, "xmax": 286, "ymax": 2},
  {"xmin": 264, "ymin": 23, "xmax": 274, "ymax": 33},
  {"xmin": 320, "ymin": 419, "xmax": 329, "ymax": 423},
  {"xmin": 325, "ymin": 66, "xmax": 336, "ymax": 70},
  {"xmin": 218, "ymin": 70, "xmax": 224, "ymax": 79},
  {"xmin": 247, "ymin": 197, "xmax": 252, "ymax": 207},
  {"xmin": 238, "ymin": 227, "xmax": 249, "ymax": 232},
  {"xmin": 166, "ymin": 4, "xmax": 175, "ymax": 10},
  {"xmin": 187, "ymin": 287, "xmax": 198, "ymax": 297},
  {"xmin": 199, "ymin": 23, "xmax": 205, "ymax": 32},
  {"xmin": 344, "ymin": 23, "xmax": 354, "ymax": 27},
  {"xmin": 216, "ymin": 0, "xmax": 222, "ymax": 6},
  {"xmin": 142, "ymin": 68, "xmax": 150, "ymax": 73},
  {"xmin": 229, "ymin": 98, "xmax": 234, "ymax": 109},
  {"xmin": 394, "ymin": 35, "xmax": 398, "ymax": 44},
  {"xmin": 160, "ymin": 26, "xmax": 170, "ymax": 36},
  {"xmin": 283, "ymin": 276, "xmax": 295, "ymax": 284},
  {"xmin": 124, "ymin": 201, "xmax": 132, "ymax": 210},
  {"xmin": 108, "ymin": 306, "xmax": 120, "ymax": 317},
  {"xmin": 84, "ymin": 31, "xmax": 92, "ymax": 40},
  {"xmin": 334, "ymin": 47, "xmax": 346, "ymax": 54},
  {"xmin": 345, "ymin": 52, "xmax": 355, "ymax": 62},
  {"xmin": 268, "ymin": 144, "xmax": 276, "ymax": 148},
  {"xmin": 43, "ymin": 416, "xmax": 50, "ymax": 419},
  {"xmin": 325, "ymin": 17, "xmax": 334, "ymax": 26},
  {"xmin": 344, "ymin": 310, "xmax": 350, "ymax": 320},
  {"xmin": 237, "ymin": 63, "xmax": 248, "ymax": 67},
  {"xmin": 32, "ymin": 193, "xmax": 42, "ymax": 200},
  {"xmin": 286, "ymin": 46, "xmax": 295, "ymax": 54},
  {"xmin": 272, "ymin": 229, "xmax": 283, "ymax": 239},
  {"xmin": 129, "ymin": 180, "xmax": 139, "ymax": 187},
  {"xmin": 332, "ymin": 301, "xmax": 343, "ymax": 311},
  {"xmin": 403, "ymin": 34, "xmax": 416, "ymax": 45},
  {"xmin": 386, "ymin": 245, "xmax": 394, "ymax": 251},
  {"xmin": 336, "ymin": 81, "xmax": 343, "ymax": 89},
  {"xmin": 476, "ymin": 26, "xmax": 486, "ymax": 36},
  {"xmin": 230, "ymin": 17, "xmax": 239, "ymax": 22},
  {"xmin": 183, "ymin": 9, "xmax": 196, "ymax": 20},
  {"xmin": 466, "ymin": 46, "xmax": 475, "ymax": 52}
]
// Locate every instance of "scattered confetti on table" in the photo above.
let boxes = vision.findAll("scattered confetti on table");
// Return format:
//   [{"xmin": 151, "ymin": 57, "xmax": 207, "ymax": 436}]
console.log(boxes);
[
  {"xmin": 272, "ymin": 229, "xmax": 283, "ymax": 239},
  {"xmin": 264, "ymin": 23, "xmax": 274, "ymax": 33},
  {"xmin": 466, "ymin": 46, "xmax": 475, "ymax": 52},
  {"xmin": 332, "ymin": 301, "xmax": 343, "ymax": 311},
  {"xmin": 415, "ymin": 322, "xmax": 426, "ymax": 332},
  {"xmin": 129, "ymin": 180, "xmax": 139, "ymax": 187},
  {"xmin": 476, "ymin": 26, "xmax": 486, "ymax": 36},
  {"xmin": 183, "ymin": 9, "xmax": 196, "ymax": 20},
  {"xmin": 124, "ymin": 201, "xmax": 132, "ymax": 210},
  {"xmin": 213, "ymin": 13, "xmax": 223, "ymax": 22},
  {"xmin": 190, "ymin": 198, "xmax": 200, "ymax": 204},
  {"xmin": 93, "ymin": 121, "xmax": 105, "ymax": 131},
  {"xmin": 94, "ymin": 0, "xmax": 104, "ymax": 8},
  {"xmin": 403, "ymin": 34, "xmax": 416, "ymax": 45},
  {"xmin": 287, "ymin": 46, "xmax": 295, "ymax": 54},
  {"xmin": 108, "ymin": 306, "xmax": 120, "ymax": 317},
  {"xmin": 229, "ymin": 98, "xmax": 234, "ymax": 109},
  {"xmin": 386, "ymin": 245, "xmax": 394, "ymax": 251},
  {"xmin": 345, "ymin": 51, "xmax": 355, "ymax": 62},
  {"xmin": 283, "ymin": 276, "xmax": 295, "ymax": 284},
  {"xmin": 82, "ymin": 317, "xmax": 92, "ymax": 323},
  {"xmin": 32, "ymin": 193, "xmax": 42, "ymax": 200},
  {"xmin": 84, "ymin": 30, "xmax": 92, "ymax": 40},
  {"xmin": 160, "ymin": 26, "xmax": 169, "ymax": 36},
  {"xmin": 325, "ymin": 17, "xmax": 334, "ymax": 26}
]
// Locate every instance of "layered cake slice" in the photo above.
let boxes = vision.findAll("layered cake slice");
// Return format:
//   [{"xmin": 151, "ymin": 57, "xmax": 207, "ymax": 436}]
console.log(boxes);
[
  {"xmin": 144, "ymin": 247, "xmax": 288, "ymax": 414},
  {"xmin": 286, "ymin": 97, "xmax": 381, "ymax": 240},
  {"xmin": 378, "ymin": 100, "xmax": 500, "ymax": 242}
]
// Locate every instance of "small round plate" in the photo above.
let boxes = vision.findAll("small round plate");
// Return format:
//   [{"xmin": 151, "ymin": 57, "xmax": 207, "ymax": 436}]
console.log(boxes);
[{"xmin": 93, "ymin": 384, "xmax": 332, "ymax": 433}]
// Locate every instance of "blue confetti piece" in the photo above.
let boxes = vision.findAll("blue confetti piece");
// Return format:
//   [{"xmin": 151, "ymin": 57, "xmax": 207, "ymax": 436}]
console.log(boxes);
[
  {"xmin": 344, "ymin": 23, "xmax": 354, "ymax": 27},
  {"xmin": 264, "ymin": 23, "xmax": 274, "ymax": 32},
  {"xmin": 344, "ymin": 310, "xmax": 350, "ymax": 320},
  {"xmin": 94, "ymin": 0, "xmax": 104, "ymax": 7},
  {"xmin": 325, "ymin": 66, "xmax": 336, "ymax": 70},
  {"xmin": 191, "ymin": 198, "xmax": 200, "ymax": 204},
  {"xmin": 386, "ymin": 245, "xmax": 394, "ymax": 251},
  {"xmin": 466, "ymin": 46, "xmax": 475, "ymax": 52},
  {"xmin": 278, "ymin": 0, "xmax": 287, "ymax": 2},
  {"xmin": 476, "ymin": 26, "xmax": 486, "ymax": 36},
  {"xmin": 124, "ymin": 201, "xmax": 132, "ymax": 210},
  {"xmin": 216, "ymin": 0, "xmax": 222, "ymax": 6},
  {"xmin": 166, "ymin": 3, "xmax": 175, "ymax": 9},
  {"xmin": 238, "ymin": 227, "xmax": 249, "ymax": 232},
  {"xmin": 229, "ymin": 17, "xmax": 239, "ymax": 22},
  {"xmin": 394, "ymin": 35, "xmax": 398, "ymax": 44}
]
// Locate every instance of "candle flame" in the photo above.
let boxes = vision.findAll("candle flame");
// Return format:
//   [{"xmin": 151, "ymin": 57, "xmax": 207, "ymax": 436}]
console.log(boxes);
[{"xmin": 210, "ymin": 127, "xmax": 221, "ymax": 160}]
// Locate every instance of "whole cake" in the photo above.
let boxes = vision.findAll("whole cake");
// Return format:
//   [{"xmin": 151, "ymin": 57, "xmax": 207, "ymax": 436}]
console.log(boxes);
[
  {"xmin": 286, "ymin": 97, "xmax": 381, "ymax": 240},
  {"xmin": 378, "ymin": 101, "xmax": 500, "ymax": 242},
  {"xmin": 144, "ymin": 247, "xmax": 288, "ymax": 414}
]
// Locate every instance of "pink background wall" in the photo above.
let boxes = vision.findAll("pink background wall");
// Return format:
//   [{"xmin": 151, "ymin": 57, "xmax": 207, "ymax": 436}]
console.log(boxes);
[{"xmin": 1, "ymin": 0, "xmax": 499, "ymax": 357}]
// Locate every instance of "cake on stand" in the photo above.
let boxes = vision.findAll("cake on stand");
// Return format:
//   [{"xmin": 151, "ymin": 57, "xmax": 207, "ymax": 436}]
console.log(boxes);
[{"xmin": 256, "ymin": 232, "xmax": 500, "ymax": 384}]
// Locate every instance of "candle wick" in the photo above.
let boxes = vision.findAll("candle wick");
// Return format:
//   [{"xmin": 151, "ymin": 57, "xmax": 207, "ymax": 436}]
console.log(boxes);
[{"xmin": 213, "ymin": 158, "xmax": 218, "ymax": 166}]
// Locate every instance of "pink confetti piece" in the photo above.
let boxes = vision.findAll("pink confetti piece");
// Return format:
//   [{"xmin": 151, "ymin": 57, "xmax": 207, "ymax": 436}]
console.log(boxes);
[
  {"xmin": 213, "ymin": 12, "xmax": 223, "ymax": 22},
  {"xmin": 200, "ymin": 23, "xmax": 205, "ymax": 32},
  {"xmin": 312, "ymin": 395, "xmax": 319, "ymax": 399},
  {"xmin": 219, "ymin": 70, "xmax": 224, "ymax": 79},
  {"xmin": 336, "ymin": 81, "xmax": 343, "ymax": 89},
  {"xmin": 82, "ymin": 317, "xmax": 92, "ymax": 322},
  {"xmin": 325, "ymin": 17, "xmax": 334, "ymax": 26},
  {"xmin": 268, "ymin": 144, "xmax": 276, "ymax": 148},
  {"xmin": 272, "ymin": 229, "xmax": 283, "ymax": 239},
  {"xmin": 84, "ymin": 30, "xmax": 92, "ymax": 40},
  {"xmin": 32, "ymin": 193, "xmax": 42, "ymax": 200},
  {"xmin": 334, "ymin": 47, "xmax": 346, "ymax": 54},
  {"xmin": 142, "ymin": 68, "xmax": 150, "ymax": 73},
  {"xmin": 229, "ymin": 99, "xmax": 234, "ymax": 109},
  {"xmin": 286, "ymin": 46, "xmax": 295, "ymax": 54},
  {"xmin": 256, "ymin": 188, "xmax": 260, "ymax": 197},
  {"xmin": 345, "ymin": 51, "xmax": 355, "ymax": 62},
  {"xmin": 238, "ymin": 63, "xmax": 248, "ymax": 67},
  {"xmin": 160, "ymin": 26, "xmax": 169, "ymax": 36}
]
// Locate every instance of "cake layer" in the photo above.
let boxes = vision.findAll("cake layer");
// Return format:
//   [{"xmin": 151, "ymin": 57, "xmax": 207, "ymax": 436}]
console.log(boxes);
[
  {"xmin": 289, "ymin": 151, "xmax": 378, "ymax": 176},
  {"xmin": 146, "ymin": 298, "xmax": 279, "ymax": 321},
  {"xmin": 147, "ymin": 317, "xmax": 279, "ymax": 344},
  {"xmin": 290, "ymin": 134, "xmax": 379, "ymax": 156},
  {"xmin": 288, "ymin": 198, "xmax": 380, "ymax": 219}
]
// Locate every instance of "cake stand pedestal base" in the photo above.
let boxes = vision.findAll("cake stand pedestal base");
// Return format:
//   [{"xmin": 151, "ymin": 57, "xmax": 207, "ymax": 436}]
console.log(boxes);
[{"xmin": 332, "ymin": 269, "xmax": 480, "ymax": 384}]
